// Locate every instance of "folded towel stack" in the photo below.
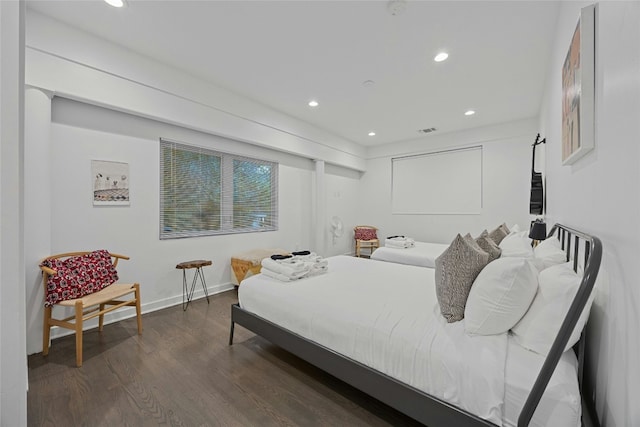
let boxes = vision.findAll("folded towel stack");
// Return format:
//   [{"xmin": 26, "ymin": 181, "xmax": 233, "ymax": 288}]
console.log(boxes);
[
  {"xmin": 385, "ymin": 237, "xmax": 415, "ymax": 249},
  {"xmin": 261, "ymin": 251, "xmax": 328, "ymax": 282}
]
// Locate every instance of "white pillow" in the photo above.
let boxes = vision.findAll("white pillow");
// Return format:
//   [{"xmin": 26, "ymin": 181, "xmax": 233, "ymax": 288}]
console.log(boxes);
[
  {"xmin": 511, "ymin": 262, "xmax": 594, "ymax": 356},
  {"xmin": 533, "ymin": 237, "xmax": 567, "ymax": 270},
  {"xmin": 499, "ymin": 230, "xmax": 534, "ymax": 258},
  {"xmin": 464, "ymin": 257, "xmax": 539, "ymax": 335}
]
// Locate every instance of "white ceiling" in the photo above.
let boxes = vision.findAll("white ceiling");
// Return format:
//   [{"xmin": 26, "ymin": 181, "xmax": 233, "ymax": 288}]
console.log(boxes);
[{"xmin": 26, "ymin": 0, "xmax": 560, "ymax": 146}]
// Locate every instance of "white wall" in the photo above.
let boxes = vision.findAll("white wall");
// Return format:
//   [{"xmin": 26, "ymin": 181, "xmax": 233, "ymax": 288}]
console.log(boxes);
[
  {"xmin": 22, "ymin": 10, "xmax": 365, "ymax": 356},
  {"xmin": 360, "ymin": 118, "xmax": 538, "ymax": 244},
  {"xmin": 21, "ymin": 7, "xmax": 640, "ymax": 427},
  {"xmin": 538, "ymin": 2, "xmax": 640, "ymax": 426},
  {"xmin": 25, "ymin": 10, "xmax": 366, "ymax": 172},
  {"xmin": 23, "ymin": 96, "xmax": 361, "ymax": 355},
  {"xmin": 325, "ymin": 164, "xmax": 363, "ymax": 256},
  {"xmin": 24, "ymin": 88, "xmax": 52, "ymax": 365},
  {"xmin": 0, "ymin": 1, "xmax": 27, "ymax": 425}
]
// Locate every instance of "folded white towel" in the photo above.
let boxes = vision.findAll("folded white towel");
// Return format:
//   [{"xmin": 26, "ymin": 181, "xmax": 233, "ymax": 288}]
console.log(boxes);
[
  {"xmin": 385, "ymin": 238, "xmax": 415, "ymax": 249},
  {"xmin": 387, "ymin": 236, "xmax": 415, "ymax": 243},
  {"xmin": 261, "ymin": 258, "xmax": 307, "ymax": 274},
  {"xmin": 308, "ymin": 264, "xmax": 328, "ymax": 277},
  {"xmin": 385, "ymin": 239, "xmax": 403, "ymax": 248},
  {"xmin": 261, "ymin": 264, "xmax": 328, "ymax": 282},
  {"xmin": 260, "ymin": 268, "xmax": 293, "ymax": 282},
  {"xmin": 291, "ymin": 252, "xmax": 321, "ymax": 262},
  {"xmin": 300, "ymin": 259, "xmax": 328, "ymax": 269},
  {"xmin": 261, "ymin": 258, "xmax": 308, "ymax": 278},
  {"xmin": 260, "ymin": 253, "xmax": 329, "ymax": 281}
]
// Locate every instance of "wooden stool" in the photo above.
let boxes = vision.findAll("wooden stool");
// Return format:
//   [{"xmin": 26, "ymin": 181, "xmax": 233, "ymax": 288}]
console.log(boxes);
[{"xmin": 176, "ymin": 260, "xmax": 212, "ymax": 311}]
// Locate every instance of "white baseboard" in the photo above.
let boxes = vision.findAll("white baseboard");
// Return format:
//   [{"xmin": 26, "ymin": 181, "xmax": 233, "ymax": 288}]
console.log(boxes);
[{"xmin": 49, "ymin": 282, "xmax": 235, "ymax": 340}]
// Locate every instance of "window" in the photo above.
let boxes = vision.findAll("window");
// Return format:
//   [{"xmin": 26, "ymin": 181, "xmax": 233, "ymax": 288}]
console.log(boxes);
[
  {"xmin": 391, "ymin": 146, "xmax": 482, "ymax": 215},
  {"xmin": 160, "ymin": 139, "xmax": 278, "ymax": 239}
]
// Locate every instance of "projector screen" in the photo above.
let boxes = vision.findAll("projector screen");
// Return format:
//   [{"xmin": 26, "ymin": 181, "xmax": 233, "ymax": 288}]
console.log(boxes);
[{"xmin": 391, "ymin": 146, "xmax": 482, "ymax": 214}]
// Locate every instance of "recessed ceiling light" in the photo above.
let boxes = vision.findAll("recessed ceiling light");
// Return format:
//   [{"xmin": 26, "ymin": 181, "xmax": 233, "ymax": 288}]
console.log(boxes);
[
  {"xmin": 387, "ymin": 0, "xmax": 408, "ymax": 16},
  {"xmin": 464, "ymin": 110, "xmax": 476, "ymax": 116},
  {"xmin": 418, "ymin": 127, "xmax": 437, "ymax": 134},
  {"xmin": 368, "ymin": 132, "xmax": 376, "ymax": 136},
  {"xmin": 308, "ymin": 100, "xmax": 319, "ymax": 107},
  {"xmin": 104, "ymin": 0, "xmax": 125, "ymax": 7},
  {"xmin": 434, "ymin": 52, "xmax": 449, "ymax": 62}
]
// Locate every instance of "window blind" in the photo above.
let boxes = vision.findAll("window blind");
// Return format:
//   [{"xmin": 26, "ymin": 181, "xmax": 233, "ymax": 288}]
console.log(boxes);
[
  {"xmin": 160, "ymin": 139, "xmax": 278, "ymax": 239},
  {"xmin": 391, "ymin": 146, "xmax": 483, "ymax": 215}
]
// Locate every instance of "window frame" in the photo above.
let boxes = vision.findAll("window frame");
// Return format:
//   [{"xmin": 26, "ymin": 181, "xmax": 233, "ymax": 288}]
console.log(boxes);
[{"xmin": 159, "ymin": 138, "xmax": 278, "ymax": 239}]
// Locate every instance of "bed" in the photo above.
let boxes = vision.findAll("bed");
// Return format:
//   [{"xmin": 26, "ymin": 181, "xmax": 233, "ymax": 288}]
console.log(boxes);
[
  {"xmin": 370, "ymin": 240, "xmax": 449, "ymax": 268},
  {"xmin": 229, "ymin": 224, "xmax": 602, "ymax": 427}
]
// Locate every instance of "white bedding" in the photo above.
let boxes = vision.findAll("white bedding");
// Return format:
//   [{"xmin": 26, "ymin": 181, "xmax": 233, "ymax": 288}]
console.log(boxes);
[
  {"xmin": 504, "ymin": 338, "xmax": 580, "ymax": 427},
  {"xmin": 238, "ymin": 256, "xmax": 581, "ymax": 426},
  {"xmin": 370, "ymin": 241, "xmax": 449, "ymax": 268}
]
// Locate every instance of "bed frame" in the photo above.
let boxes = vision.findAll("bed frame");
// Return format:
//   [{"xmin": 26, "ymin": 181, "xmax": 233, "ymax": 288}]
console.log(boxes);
[{"xmin": 229, "ymin": 223, "xmax": 602, "ymax": 427}]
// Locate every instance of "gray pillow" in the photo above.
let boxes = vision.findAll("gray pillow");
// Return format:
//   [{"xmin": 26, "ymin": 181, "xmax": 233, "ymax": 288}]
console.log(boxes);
[
  {"xmin": 488, "ymin": 223, "xmax": 509, "ymax": 245},
  {"xmin": 435, "ymin": 234, "xmax": 490, "ymax": 323},
  {"xmin": 476, "ymin": 230, "xmax": 502, "ymax": 262},
  {"xmin": 464, "ymin": 233, "xmax": 486, "ymax": 253}
]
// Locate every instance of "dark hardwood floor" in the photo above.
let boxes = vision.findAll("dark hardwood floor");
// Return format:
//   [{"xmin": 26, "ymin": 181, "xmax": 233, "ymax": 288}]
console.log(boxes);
[{"xmin": 28, "ymin": 289, "xmax": 424, "ymax": 426}]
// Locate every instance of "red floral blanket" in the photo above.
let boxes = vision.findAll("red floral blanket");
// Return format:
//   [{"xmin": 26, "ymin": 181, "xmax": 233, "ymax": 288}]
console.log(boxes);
[{"xmin": 40, "ymin": 249, "xmax": 118, "ymax": 307}]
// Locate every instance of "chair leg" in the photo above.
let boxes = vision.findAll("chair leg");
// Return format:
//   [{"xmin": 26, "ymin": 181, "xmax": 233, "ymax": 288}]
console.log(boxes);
[
  {"xmin": 98, "ymin": 303, "xmax": 105, "ymax": 332},
  {"xmin": 75, "ymin": 301, "xmax": 83, "ymax": 367},
  {"xmin": 134, "ymin": 283, "xmax": 143, "ymax": 334},
  {"xmin": 42, "ymin": 306, "xmax": 52, "ymax": 356}
]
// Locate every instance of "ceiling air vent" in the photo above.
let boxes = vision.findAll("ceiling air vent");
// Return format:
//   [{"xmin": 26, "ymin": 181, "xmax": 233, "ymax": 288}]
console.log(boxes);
[{"xmin": 418, "ymin": 127, "xmax": 437, "ymax": 134}]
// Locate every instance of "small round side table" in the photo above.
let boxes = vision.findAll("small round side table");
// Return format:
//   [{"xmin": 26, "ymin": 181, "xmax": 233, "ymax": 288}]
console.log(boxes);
[{"xmin": 175, "ymin": 259, "xmax": 212, "ymax": 311}]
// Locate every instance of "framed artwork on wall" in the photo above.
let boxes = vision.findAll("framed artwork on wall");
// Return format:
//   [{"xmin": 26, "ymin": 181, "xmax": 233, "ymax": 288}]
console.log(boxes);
[
  {"xmin": 92, "ymin": 160, "xmax": 130, "ymax": 206},
  {"xmin": 562, "ymin": 3, "xmax": 596, "ymax": 165}
]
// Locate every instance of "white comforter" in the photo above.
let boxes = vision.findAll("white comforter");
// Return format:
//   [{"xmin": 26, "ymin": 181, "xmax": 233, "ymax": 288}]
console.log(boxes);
[
  {"xmin": 239, "ymin": 255, "xmax": 508, "ymax": 424},
  {"xmin": 371, "ymin": 241, "xmax": 449, "ymax": 268}
]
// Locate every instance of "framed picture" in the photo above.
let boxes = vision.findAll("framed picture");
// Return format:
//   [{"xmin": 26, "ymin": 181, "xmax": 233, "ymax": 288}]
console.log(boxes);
[
  {"xmin": 562, "ymin": 4, "xmax": 596, "ymax": 165},
  {"xmin": 92, "ymin": 160, "xmax": 130, "ymax": 206}
]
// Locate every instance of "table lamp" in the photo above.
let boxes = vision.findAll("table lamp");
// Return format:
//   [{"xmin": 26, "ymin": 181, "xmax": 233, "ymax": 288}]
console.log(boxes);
[{"xmin": 529, "ymin": 220, "xmax": 547, "ymax": 247}]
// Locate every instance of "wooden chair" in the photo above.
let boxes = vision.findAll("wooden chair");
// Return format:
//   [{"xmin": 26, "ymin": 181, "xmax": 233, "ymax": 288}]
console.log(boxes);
[
  {"xmin": 39, "ymin": 251, "xmax": 142, "ymax": 367},
  {"xmin": 354, "ymin": 225, "xmax": 380, "ymax": 258}
]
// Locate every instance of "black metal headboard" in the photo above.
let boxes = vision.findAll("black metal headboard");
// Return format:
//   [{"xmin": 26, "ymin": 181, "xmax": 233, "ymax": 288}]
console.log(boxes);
[{"xmin": 518, "ymin": 224, "xmax": 602, "ymax": 427}]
